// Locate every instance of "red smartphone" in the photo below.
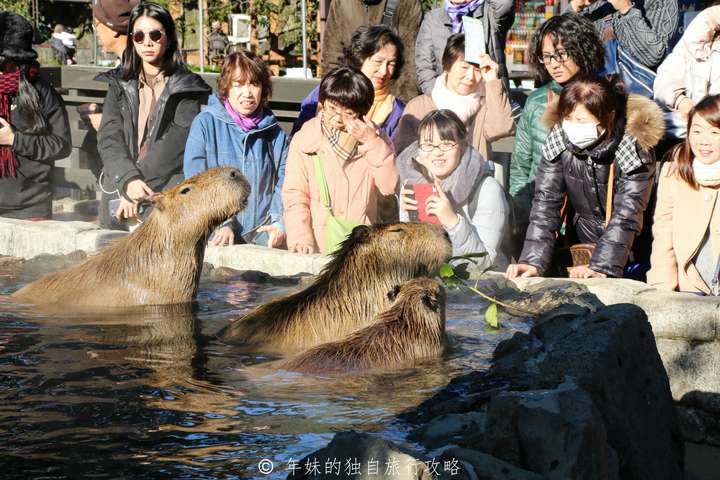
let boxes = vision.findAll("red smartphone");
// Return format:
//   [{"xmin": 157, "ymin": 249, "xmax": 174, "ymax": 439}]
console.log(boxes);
[{"xmin": 412, "ymin": 183, "xmax": 441, "ymax": 225}]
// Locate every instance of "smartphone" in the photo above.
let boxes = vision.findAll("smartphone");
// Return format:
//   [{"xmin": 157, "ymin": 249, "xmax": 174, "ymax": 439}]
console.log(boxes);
[
  {"xmin": 109, "ymin": 198, "xmax": 121, "ymax": 218},
  {"xmin": 413, "ymin": 183, "xmax": 441, "ymax": 225},
  {"xmin": 404, "ymin": 184, "xmax": 420, "ymax": 222}
]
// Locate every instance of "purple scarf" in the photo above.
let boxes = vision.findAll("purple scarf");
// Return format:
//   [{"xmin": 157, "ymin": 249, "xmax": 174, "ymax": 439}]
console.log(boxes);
[
  {"xmin": 224, "ymin": 99, "xmax": 264, "ymax": 132},
  {"xmin": 444, "ymin": 0, "xmax": 485, "ymax": 34}
]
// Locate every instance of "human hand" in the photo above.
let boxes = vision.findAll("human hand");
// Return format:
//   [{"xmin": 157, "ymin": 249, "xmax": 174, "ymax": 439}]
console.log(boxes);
[
  {"xmin": 476, "ymin": 54, "xmax": 499, "ymax": 83},
  {"xmin": 257, "ymin": 225, "xmax": 286, "ymax": 248},
  {"xmin": 290, "ymin": 243, "xmax": 316, "ymax": 254},
  {"xmin": 125, "ymin": 179, "xmax": 154, "ymax": 202},
  {"xmin": 88, "ymin": 112, "xmax": 103, "ymax": 131},
  {"xmin": 346, "ymin": 116, "xmax": 379, "ymax": 144},
  {"xmin": 116, "ymin": 197, "xmax": 139, "ymax": 219},
  {"xmin": 570, "ymin": 0, "xmax": 596, "ymax": 12},
  {"xmin": 399, "ymin": 182, "xmax": 418, "ymax": 214},
  {"xmin": 0, "ymin": 117, "xmax": 15, "ymax": 146},
  {"xmin": 505, "ymin": 263, "xmax": 540, "ymax": 279},
  {"xmin": 568, "ymin": 265, "xmax": 607, "ymax": 279},
  {"xmin": 210, "ymin": 226, "xmax": 235, "ymax": 246},
  {"xmin": 425, "ymin": 180, "xmax": 459, "ymax": 229},
  {"xmin": 607, "ymin": 0, "xmax": 633, "ymax": 14}
]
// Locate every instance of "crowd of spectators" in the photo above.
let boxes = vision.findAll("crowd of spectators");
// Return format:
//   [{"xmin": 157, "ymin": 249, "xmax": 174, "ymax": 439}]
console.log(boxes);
[{"xmin": 4, "ymin": 0, "xmax": 720, "ymax": 296}]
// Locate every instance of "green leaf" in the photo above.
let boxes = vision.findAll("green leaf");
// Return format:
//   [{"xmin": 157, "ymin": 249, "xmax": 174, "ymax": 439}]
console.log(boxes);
[
  {"xmin": 485, "ymin": 303, "xmax": 499, "ymax": 329},
  {"xmin": 439, "ymin": 264, "xmax": 455, "ymax": 278},
  {"xmin": 443, "ymin": 278, "xmax": 460, "ymax": 290}
]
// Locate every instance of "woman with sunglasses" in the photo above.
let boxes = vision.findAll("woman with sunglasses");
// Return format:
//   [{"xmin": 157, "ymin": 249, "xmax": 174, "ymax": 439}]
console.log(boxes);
[
  {"xmin": 398, "ymin": 109, "xmax": 510, "ymax": 269},
  {"xmin": 97, "ymin": 2, "xmax": 211, "ymax": 226},
  {"xmin": 509, "ymin": 15, "xmax": 604, "ymax": 228},
  {"xmin": 0, "ymin": 13, "xmax": 71, "ymax": 221}
]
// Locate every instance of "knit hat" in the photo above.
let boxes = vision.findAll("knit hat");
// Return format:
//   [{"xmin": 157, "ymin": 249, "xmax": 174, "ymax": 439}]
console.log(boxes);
[
  {"xmin": 0, "ymin": 13, "xmax": 38, "ymax": 64},
  {"xmin": 93, "ymin": 0, "xmax": 141, "ymax": 34}
]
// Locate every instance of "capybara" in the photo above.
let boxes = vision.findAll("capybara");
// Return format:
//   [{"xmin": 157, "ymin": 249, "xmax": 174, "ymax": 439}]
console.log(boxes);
[
  {"xmin": 12, "ymin": 167, "xmax": 250, "ymax": 308},
  {"xmin": 217, "ymin": 223, "xmax": 452, "ymax": 353},
  {"xmin": 281, "ymin": 278, "xmax": 446, "ymax": 373}
]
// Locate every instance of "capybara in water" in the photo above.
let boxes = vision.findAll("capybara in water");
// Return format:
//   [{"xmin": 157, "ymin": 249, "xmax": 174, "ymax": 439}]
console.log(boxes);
[
  {"xmin": 281, "ymin": 278, "xmax": 446, "ymax": 373},
  {"xmin": 217, "ymin": 223, "xmax": 452, "ymax": 353},
  {"xmin": 12, "ymin": 167, "xmax": 250, "ymax": 308}
]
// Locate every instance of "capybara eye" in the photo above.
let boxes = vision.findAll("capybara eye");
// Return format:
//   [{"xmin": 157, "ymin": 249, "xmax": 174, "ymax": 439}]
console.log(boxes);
[
  {"xmin": 386, "ymin": 228, "xmax": 404, "ymax": 234},
  {"xmin": 422, "ymin": 293, "xmax": 439, "ymax": 312},
  {"xmin": 180, "ymin": 187, "xmax": 192, "ymax": 195},
  {"xmin": 387, "ymin": 285, "xmax": 401, "ymax": 301}
]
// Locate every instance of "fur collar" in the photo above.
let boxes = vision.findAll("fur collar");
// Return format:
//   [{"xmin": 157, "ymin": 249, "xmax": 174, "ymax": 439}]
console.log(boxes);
[{"xmin": 542, "ymin": 92, "xmax": 666, "ymax": 151}]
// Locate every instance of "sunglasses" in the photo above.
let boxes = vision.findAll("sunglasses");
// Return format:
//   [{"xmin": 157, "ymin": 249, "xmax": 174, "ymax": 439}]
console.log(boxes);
[{"xmin": 132, "ymin": 29, "xmax": 165, "ymax": 44}]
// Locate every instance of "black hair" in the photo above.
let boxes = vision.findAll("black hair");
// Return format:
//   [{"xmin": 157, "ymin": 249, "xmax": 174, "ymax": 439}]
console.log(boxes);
[
  {"xmin": 418, "ymin": 109, "xmax": 468, "ymax": 146},
  {"xmin": 121, "ymin": 2, "xmax": 185, "ymax": 80},
  {"xmin": 441, "ymin": 34, "xmax": 466, "ymax": 72},
  {"xmin": 529, "ymin": 14, "xmax": 605, "ymax": 85},
  {"xmin": 559, "ymin": 74, "xmax": 627, "ymax": 143},
  {"xmin": 0, "ymin": 57, "xmax": 46, "ymax": 134},
  {"xmin": 318, "ymin": 67, "xmax": 374, "ymax": 117},
  {"xmin": 341, "ymin": 25, "xmax": 405, "ymax": 81}
]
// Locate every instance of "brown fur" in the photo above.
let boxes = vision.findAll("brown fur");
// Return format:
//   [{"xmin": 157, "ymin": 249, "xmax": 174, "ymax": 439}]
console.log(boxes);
[
  {"xmin": 281, "ymin": 278, "xmax": 446, "ymax": 374},
  {"xmin": 542, "ymin": 93, "xmax": 666, "ymax": 151},
  {"xmin": 12, "ymin": 167, "xmax": 250, "ymax": 308},
  {"xmin": 217, "ymin": 223, "xmax": 452, "ymax": 353}
]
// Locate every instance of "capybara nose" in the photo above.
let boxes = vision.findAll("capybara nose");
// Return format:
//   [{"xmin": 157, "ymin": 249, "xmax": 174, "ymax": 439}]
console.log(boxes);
[{"xmin": 228, "ymin": 168, "xmax": 242, "ymax": 181}]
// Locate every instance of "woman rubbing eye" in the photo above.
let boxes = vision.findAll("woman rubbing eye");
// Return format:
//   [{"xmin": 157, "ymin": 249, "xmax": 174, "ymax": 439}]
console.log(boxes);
[{"xmin": 97, "ymin": 1, "xmax": 211, "ymax": 229}]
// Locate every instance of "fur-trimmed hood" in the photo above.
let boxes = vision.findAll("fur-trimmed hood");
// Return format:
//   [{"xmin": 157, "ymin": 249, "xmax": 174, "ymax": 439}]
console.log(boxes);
[{"xmin": 542, "ymin": 92, "xmax": 666, "ymax": 151}]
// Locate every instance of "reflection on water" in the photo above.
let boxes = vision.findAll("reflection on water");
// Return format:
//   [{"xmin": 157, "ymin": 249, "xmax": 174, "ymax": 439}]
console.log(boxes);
[{"xmin": 0, "ymin": 261, "xmax": 528, "ymax": 479}]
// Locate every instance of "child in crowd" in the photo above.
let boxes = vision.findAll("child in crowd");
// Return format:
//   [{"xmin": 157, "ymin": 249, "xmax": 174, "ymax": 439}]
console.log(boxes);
[
  {"xmin": 506, "ymin": 76, "xmax": 664, "ymax": 280},
  {"xmin": 648, "ymin": 95, "xmax": 720, "ymax": 294},
  {"xmin": 398, "ymin": 109, "xmax": 510, "ymax": 270},
  {"xmin": 184, "ymin": 51, "xmax": 288, "ymax": 248},
  {"xmin": 283, "ymin": 67, "xmax": 397, "ymax": 254}
]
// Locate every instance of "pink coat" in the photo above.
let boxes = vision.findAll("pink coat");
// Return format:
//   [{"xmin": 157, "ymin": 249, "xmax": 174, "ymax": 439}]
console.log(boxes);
[{"xmin": 282, "ymin": 117, "xmax": 398, "ymax": 252}]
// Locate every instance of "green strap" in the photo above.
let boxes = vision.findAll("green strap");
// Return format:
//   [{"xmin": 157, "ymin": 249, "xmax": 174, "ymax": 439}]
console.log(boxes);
[{"xmin": 312, "ymin": 154, "xmax": 333, "ymax": 213}]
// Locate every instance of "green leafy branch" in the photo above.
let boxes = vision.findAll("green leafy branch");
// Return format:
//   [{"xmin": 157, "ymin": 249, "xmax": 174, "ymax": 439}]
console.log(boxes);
[{"xmin": 439, "ymin": 253, "xmax": 540, "ymax": 330}]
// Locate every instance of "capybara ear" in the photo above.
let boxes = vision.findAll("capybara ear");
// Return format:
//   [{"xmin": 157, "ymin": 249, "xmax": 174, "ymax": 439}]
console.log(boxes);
[
  {"xmin": 149, "ymin": 192, "xmax": 165, "ymax": 211},
  {"xmin": 350, "ymin": 225, "xmax": 371, "ymax": 243},
  {"xmin": 422, "ymin": 293, "xmax": 439, "ymax": 313},
  {"xmin": 387, "ymin": 284, "xmax": 401, "ymax": 302}
]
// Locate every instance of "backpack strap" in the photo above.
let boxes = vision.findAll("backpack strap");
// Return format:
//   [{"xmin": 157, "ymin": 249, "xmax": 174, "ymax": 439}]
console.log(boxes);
[{"xmin": 382, "ymin": 0, "xmax": 400, "ymax": 26}]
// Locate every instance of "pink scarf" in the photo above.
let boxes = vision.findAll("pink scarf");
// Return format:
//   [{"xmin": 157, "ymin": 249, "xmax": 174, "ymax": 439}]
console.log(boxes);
[{"xmin": 224, "ymin": 99, "xmax": 264, "ymax": 132}]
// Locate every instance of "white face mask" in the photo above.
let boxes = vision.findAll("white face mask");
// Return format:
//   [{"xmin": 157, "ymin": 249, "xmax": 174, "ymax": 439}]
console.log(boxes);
[{"xmin": 562, "ymin": 119, "xmax": 601, "ymax": 149}]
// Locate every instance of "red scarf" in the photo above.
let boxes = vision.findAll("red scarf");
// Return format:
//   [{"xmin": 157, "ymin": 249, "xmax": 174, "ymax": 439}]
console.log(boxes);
[{"xmin": 0, "ymin": 69, "xmax": 20, "ymax": 177}]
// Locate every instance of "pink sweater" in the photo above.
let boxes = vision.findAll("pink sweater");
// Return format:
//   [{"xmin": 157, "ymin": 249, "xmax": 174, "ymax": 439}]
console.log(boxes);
[{"xmin": 282, "ymin": 117, "xmax": 398, "ymax": 252}]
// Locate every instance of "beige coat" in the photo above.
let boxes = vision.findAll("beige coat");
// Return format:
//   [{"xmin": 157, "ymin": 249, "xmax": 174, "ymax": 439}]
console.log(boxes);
[
  {"xmin": 393, "ymin": 78, "xmax": 514, "ymax": 160},
  {"xmin": 282, "ymin": 117, "xmax": 398, "ymax": 253},
  {"xmin": 648, "ymin": 163, "xmax": 720, "ymax": 294}
]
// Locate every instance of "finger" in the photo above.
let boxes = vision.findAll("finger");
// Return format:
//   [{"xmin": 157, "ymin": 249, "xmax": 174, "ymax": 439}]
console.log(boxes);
[
  {"xmin": 520, "ymin": 270, "xmax": 534, "ymax": 277},
  {"xmin": 433, "ymin": 180, "xmax": 447, "ymax": 198}
]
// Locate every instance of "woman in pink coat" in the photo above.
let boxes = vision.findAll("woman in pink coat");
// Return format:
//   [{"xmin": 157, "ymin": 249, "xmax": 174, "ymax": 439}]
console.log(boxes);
[{"xmin": 282, "ymin": 67, "xmax": 398, "ymax": 254}]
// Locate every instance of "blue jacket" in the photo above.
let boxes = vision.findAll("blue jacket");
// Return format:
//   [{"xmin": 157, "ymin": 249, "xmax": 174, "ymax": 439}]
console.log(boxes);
[
  {"xmin": 290, "ymin": 85, "xmax": 405, "ymax": 139},
  {"xmin": 184, "ymin": 94, "xmax": 289, "ymax": 235}
]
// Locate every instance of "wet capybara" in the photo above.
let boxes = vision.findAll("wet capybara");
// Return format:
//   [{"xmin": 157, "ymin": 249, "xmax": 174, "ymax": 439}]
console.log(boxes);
[
  {"xmin": 12, "ymin": 167, "xmax": 250, "ymax": 308},
  {"xmin": 281, "ymin": 278, "xmax": 446, "ymax": 374},
  {"xmin": 218, "ymin": 223, "xmax": 452, "ymax": 353}
]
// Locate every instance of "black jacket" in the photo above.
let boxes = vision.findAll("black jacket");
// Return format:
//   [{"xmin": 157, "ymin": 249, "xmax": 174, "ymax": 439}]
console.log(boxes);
[
  {"xmin": 520, "ymin": 95, "xmax": 665, "ymax": 277},
  {"xmin": 98, "ymin": 68, "xmax": 211, "ymax": 195},
  {"xmin": 0, "ymin": 78, "xmax": 71, "ymax": 217}
]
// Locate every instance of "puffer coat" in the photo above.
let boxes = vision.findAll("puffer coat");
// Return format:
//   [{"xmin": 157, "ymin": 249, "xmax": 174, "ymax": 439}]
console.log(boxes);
[
  {"xmin": 519, "ymin": 94, "xmax": 665, "ymax": 277},
  {"xmin": 508, "ymin": 80, "xmax": 562, "ymax": 217}
]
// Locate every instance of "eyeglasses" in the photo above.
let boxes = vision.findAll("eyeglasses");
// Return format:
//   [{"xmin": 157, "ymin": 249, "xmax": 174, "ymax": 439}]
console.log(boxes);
[
  {"xmin": 538, "ymin": 50, "xmax": 570, "ymax": 65},
  {"xmin": 132, "ymin": 29, "xmax": 165, "ymax": 44},
  {"xmin": 323, "ymin": 102, "xmax": 359, "ymax": 122},
  {"xmin": 418, "ymin": 141, "xmax": 458, "ymax": 152}
]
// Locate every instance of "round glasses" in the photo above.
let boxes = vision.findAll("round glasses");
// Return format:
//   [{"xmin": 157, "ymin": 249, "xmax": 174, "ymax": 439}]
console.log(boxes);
[
  {"xmin": 538, "ymin": 50, "xmax": 570, "ymax": 65},
  {"xmin": 132, "ymin": 29, "xmax": 165, "ymax": 44},
  {"xmin": 418, "ymin": 142, "xmax": 458, "ymax": 153}
]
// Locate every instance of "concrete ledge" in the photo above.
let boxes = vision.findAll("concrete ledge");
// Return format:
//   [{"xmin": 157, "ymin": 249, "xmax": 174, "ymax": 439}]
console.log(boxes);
[{"xmin": 0, "ymin": 218, "xmax": 330, "ymax": 277}]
